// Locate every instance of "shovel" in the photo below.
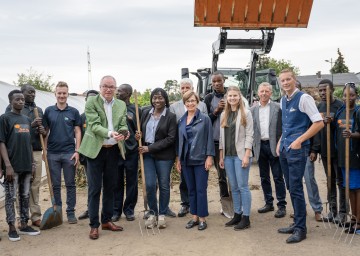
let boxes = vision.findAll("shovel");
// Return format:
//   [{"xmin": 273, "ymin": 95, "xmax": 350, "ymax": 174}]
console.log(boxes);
[
  {"xmin": 34, "ymin": 108, "xmax": 63, "ymax": 230},
  {"xmin": 212, "ymin": 165, "xmax": 234, "ymax": 218}
]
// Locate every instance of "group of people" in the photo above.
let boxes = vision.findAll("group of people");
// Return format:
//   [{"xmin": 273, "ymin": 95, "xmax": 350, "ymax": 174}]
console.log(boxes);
[{"xmin": 0, "ymin": 69, "xmax": 359, "ymax": 244}]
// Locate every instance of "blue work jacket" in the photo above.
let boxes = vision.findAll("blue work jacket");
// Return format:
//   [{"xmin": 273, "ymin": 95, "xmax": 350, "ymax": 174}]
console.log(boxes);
[{"xmin": 177, "ymin": 109, "xmax": 215, "ymax": 165}]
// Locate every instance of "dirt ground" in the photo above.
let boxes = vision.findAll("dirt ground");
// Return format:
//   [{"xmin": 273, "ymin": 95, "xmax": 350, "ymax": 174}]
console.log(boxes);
[{"xmin": 0, "ymin": 160, "xmax": 359, "ymax": 256}]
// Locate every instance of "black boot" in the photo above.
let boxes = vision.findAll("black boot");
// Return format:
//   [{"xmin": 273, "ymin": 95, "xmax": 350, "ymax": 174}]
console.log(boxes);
[
  {"xmin": 234, "ymin": 215, "xmax": 250, "ymax": 230},
  {"xmin": 225, "ymin": 213, "xmax": 242, "ymax": 227}
]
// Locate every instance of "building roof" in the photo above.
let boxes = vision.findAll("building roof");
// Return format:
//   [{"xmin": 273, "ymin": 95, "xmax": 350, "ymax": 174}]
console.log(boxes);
[
  {"xmin": 0, "ymin": 81, "xmax": 85, "ymax": 113},
  {"xmin": 295, "ymin": 73, "xmax": 360, "ymax": 88}
]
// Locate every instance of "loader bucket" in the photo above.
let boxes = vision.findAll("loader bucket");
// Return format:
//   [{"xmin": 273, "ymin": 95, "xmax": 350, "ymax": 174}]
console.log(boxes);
[{"xmin": 194, "ymin": 0, "xmax": 314, "ymax": 29}]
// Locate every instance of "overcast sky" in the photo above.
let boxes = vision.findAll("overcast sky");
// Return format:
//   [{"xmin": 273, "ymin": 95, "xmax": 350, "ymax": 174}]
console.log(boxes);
[{"xmin": 0, "ymin": 0, "xmax": 359, "ymax": 93}]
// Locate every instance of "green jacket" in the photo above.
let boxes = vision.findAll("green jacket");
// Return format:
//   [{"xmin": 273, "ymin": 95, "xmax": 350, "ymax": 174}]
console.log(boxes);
[{"xmin": 78, "ymin": 94, "xmax": 128, "ymax": 159}]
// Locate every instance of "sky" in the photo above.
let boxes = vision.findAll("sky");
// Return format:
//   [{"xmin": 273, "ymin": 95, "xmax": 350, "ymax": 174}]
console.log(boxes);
[{"xmin": 0, "ymin": 0, "xmax": 359, "ymax": 93}]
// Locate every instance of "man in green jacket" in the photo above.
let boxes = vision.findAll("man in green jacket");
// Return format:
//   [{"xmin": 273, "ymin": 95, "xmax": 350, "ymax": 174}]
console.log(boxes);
[{"xmin": 78, "ymin": 75, "xmax": 128, "ymax": 240}]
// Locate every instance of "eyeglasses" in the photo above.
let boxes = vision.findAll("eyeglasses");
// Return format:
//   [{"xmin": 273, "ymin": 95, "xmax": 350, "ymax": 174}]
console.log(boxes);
[
  {"xmin": 185, "ymin": 99, "xmax": 197, "ymax": 104},
  {"xmin": 101, "ymin": 85, "xmax": 116, "ymax": 90}
]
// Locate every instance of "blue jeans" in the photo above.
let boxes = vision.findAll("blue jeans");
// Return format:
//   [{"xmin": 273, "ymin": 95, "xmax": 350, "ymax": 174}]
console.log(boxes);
[
  {"xmin": 279, "ymin": 146, "xmax": 309, "ymax": 232},
  {"xmin": 182, "ymin": 164, "xmax": 209, "ymax": 217},
  {"xmin": 87, "ymin": 146, "xmax": 119, "ymax": 228},
  {"xmin": 224, "ymin": 156, "xmax": 252, "ymax": 216},
  {"xmin": 258, "ymin": 141, "xmax": 287, "ymax": 207},
  {"xmin": 143, "ymin": 154, "xmax": 173, "ymax": 215},
  {"xmin": 113, "ymin": 150, "xmax": 139, "ymax": 216},
  {"xmin": 47, "ymin": 153, "xmax": 76, "ymax": 214},
  {"xmin": 303, "ymin": 157, "xmax": 323, "ymax": 213}
]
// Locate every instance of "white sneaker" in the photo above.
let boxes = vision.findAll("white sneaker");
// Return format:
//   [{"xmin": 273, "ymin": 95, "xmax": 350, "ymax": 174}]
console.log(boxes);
[
  {"xmin": 158, "ymin": 215, "xmax": 166, "ymax": 229},
  {"xmin": 145, "ymin": 215, "xmax": 156, "ymax": 229}
]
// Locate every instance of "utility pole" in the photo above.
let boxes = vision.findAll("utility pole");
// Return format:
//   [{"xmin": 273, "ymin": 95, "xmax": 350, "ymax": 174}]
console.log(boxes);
[
  {"xmin": 87, "ymin": 46, "xmax": 93, "ymax": 89},
  {"xmin": 325, "ymin": 58, "xmax": 333, "ymax": 83}
]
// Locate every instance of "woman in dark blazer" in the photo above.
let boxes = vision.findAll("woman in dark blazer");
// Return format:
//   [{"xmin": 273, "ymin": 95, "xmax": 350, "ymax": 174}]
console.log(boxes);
[
  {"xmin": 137, "ymin": 88, "xmax": 177, "ymax": 229},
  {"xmin": 176, "ymin": 91, "xmax": 215, "ymax": 231}
]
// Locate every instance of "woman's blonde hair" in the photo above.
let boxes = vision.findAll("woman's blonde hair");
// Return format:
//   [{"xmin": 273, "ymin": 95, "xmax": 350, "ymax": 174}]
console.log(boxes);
[{"xmin": 221, "ymin": 86, "xmax": 247, "ymax": 128}]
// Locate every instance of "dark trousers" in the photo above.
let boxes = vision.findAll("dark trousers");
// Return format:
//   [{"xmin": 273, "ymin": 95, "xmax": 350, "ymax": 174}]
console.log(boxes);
[
  {"xmin": 279, "ymin": 145, "xmax": 309, "ymax": 232},
  {"xmin": 87, "ymin": 146, "xmax": 119, "ymax": 228},
  {"xmin": 214, "ymin": 141, "xmax": 229, "ymax": 198},
  {"xmin": 182, "ymin": 164, "xmax": 209, "ymax": 217},
  {"xmin": 321, "ymin": 156, "xmax": 347, "ymax": 215},
  {"xmin": 47, "ymin": 153, "xmax": 76, "ymax": 214},
  {"xmin": 113, "ymin": 150, "xmax": 139, "ymax": 216},
  {"xmin": 179, "ymin": 171, "xmax": 190, "ymax": 207},
  {"xmin": 5, "ymin": 173, "xmax": 31, "ymax": 225},
  {"xmin": 258, "ymin": 141, "xmax": 287, "ymax": 208}
]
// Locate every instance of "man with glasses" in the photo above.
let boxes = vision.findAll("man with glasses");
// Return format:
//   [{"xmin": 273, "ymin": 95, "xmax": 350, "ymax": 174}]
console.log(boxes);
[{"xmin": 79, "ymin": 76, "xmax": 128, "ymax": 240}]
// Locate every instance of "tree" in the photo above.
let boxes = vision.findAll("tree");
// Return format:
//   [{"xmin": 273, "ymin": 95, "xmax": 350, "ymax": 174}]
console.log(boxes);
[
  {"xmin": 163, "ymin": 80, "xmax": 181, "ymax": 102},
  {"xmin": 257, "ymin": 56, "xmax": 300, "ymax": 75},
  {"xmin": 331, "ymin": 48, "xmax": 349, "ymax": 74},
  {"xmin": 14, "ymin": 67, "xmax": 54, "ymax": 92},
  {"xmin": 131, "ymin": 88, "xmax": 151, "ymax": 107},
  {"xmin": 333, "ymin": 87, "xmax": 344, "ymax": 100}
]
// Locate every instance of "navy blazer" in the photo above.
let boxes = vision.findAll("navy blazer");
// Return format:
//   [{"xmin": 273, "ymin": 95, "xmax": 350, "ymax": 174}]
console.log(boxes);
[{"xmin": 177, "ymin": 109, "xmax": 215, "ymax": 165}]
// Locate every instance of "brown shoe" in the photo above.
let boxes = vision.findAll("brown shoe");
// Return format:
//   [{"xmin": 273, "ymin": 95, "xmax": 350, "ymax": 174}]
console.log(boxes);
[
  {"xmin": 101, "ymin": 222, "xmax": 124, "ymax": 231},
  {"xmin": 32, "ymin": 220, "xmax": 41, "ymax": 227},
  {"xmin": 290, "ymin": 211, "xmax": 308, "ymax": 218},
  {"xmin": 315, "ymin": 212, "xmax": 322, "ymax": 222},
  {"xmin": 89, "ymin": 228, "xmax": 99, "ymax": 240}
]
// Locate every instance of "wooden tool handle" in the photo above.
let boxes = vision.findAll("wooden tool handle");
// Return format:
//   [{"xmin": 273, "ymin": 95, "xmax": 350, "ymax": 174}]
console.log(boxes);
[
  {"xmin": 134, "ymin": 90, "xmax": 148, "ymax": 211},
  {"xmin": 344, "ymin": 85, "xmax": 350, "ymax": 213},
  {"xmin": 326, "ymin": 86, "xmax": 331, "ymax": 193},
  {"xmin": 33, "ymin": 108, "xmax": 56, "ymax": 204}
]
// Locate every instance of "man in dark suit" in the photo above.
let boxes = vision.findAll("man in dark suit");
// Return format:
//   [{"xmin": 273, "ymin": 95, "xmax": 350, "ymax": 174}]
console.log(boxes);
[
  {"xmin": 78, "ymin": 75, "xmax": 128, "ymax": 240},
  {"xmin": 251, "ymin": 82, "xmax": 287, "ymax": 218},
  {"xmin": 112, "ymin": 84, "xmax": 140, "ymax": 222}
]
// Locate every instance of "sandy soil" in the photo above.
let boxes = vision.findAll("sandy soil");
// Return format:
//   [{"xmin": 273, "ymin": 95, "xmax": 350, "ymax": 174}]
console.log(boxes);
[{"xmin": 0, "ymin": 160, "xmax": 359, "ymax": 256}]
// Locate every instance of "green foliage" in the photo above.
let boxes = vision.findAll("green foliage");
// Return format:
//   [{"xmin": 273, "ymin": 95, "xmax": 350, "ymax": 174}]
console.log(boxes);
[
  {"xmin": 257, "ymin": 56, "xmax": 300, "ymax": 76},
  {"xmin": 131, "ymin": 88, "xmax": 151, "ymax": 107},
  {"xmin": 131, "ymin": 79, "xmax": 181, "ymax": 108},
  {"xmin": 333, "ymin": 87, "xmax": 343, "ymax": 99},
  {"xmin": 14, "ymin": 67, "xmax": 54, "ymax": 92},
  {"xmin": 331, "ymin": 48, "xmax": 349, "ymax": 74},
  {"xmin": 164, "ymin": 80, "xmax": 181, "ymax": 102}
]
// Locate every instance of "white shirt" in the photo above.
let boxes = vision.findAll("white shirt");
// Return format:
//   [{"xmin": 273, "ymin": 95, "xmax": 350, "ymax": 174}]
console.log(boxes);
[
  {"xmin": 100, "ymin": 95, "xmax": 117, "ymax": 145},
  {"xmin": 258, "ymin": 100, "xmax": 270, "ymax": 140},
  {"xmin": 280, "ymin": 89, "xmax": 323, "ymax": 123}
]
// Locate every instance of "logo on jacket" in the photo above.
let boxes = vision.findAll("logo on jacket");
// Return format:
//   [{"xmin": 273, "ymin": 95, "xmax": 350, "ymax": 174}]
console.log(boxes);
[{"xmin": 289, "ymin": 107, "xmax": 297, "ymax": 112}]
